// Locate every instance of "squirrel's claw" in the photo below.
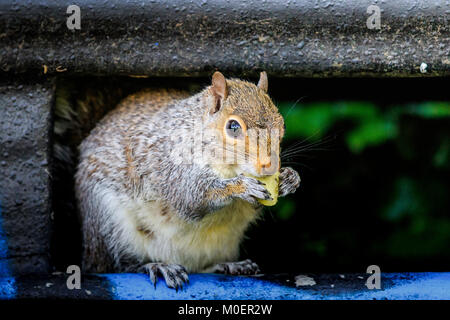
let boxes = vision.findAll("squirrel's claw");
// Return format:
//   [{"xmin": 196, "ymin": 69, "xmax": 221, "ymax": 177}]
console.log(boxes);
[
  {"xmin": 234, "ymin": 175, "xmax": 273, "ymax": 204},
  {"xmin": 146, "ymin": 264, "xmax": 158, "ymax": 288},
  {"xmin": 141, "ymin": 263, "xmax": 189, "ymax": 290},
  {"xmin": 278, "ymin": 167, "xmax": 301, "ymax": 197},
  {"xmin": 211, "ymin": 259, "xmax": 261, "ymax": 275}
]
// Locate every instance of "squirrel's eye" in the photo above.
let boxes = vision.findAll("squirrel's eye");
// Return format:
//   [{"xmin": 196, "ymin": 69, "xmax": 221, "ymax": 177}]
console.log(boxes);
[{"xmin": 226, "ymin": 119, "xmax": 242, "ymax": 138}]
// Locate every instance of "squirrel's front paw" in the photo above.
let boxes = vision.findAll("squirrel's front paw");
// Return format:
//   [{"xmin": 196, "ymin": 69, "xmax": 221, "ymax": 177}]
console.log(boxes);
[
  {"xmin": 211, "ymin": 259, "xmax": 261, "ymax": 275},
  {"xmin": 279, "ymin": 167, "xmax": 301, "ymax": 197},
  {"xmin": 140, "ymin": 263, "xmax": 189, "ymax": 290},
  {"xmin": 231, "ymin": 174, "xmax": 272, "ymax": 205}
]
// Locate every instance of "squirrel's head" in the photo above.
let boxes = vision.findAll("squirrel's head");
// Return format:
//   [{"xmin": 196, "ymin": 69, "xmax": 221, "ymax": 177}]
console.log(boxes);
[{"xmin": 202, "ymin": 71, "xmax": 284, "ymax": 177}]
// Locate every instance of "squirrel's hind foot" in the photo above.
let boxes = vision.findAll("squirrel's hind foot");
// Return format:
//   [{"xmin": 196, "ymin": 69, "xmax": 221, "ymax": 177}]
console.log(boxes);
[
  {"xmin": 211, "ymin": 259, "xmax": 261, "ymax": 275},
  {"xmin": 140, "ymin": 263, "xmax": 189, "ymax": 290}
]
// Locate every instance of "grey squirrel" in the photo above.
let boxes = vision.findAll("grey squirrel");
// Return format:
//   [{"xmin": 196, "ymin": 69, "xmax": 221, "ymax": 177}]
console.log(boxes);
[{"xmin": 74, "ymin": 72, "xmax": 300, "ymax": 289}]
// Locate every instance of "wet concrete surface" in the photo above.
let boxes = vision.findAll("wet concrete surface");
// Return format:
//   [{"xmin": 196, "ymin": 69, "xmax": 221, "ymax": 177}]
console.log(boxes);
[
  {"xmin": 0, "ymin": 0, "xmax": 448, "ymax": 77},
  {"xmin": 0, "ymin": 77, "xmax": 54, "ymax": 275},
  {"xmin": 1, "ymin": 272, "xmax": 449, "ymax": 300}
]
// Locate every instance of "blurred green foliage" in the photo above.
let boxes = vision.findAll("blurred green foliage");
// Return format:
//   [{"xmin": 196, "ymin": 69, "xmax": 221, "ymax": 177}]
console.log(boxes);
[
  {"xmin": 267, "ymin": 101, "xmax": 450, "ymax": 269},
  {"xmin": 279, "ymin": 101, "xmax": 450, "ymax": 153}
]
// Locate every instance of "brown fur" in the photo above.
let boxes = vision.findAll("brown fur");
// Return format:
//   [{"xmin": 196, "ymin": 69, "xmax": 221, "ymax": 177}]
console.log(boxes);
[{"xmin": 75, "ymin": 73, "xmax": 299, "ymax": 277}]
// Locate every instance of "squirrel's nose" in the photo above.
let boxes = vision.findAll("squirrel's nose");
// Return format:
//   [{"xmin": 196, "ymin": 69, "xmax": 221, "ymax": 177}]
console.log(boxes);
[
  {"xmin": 261, "ymin": 160, "xmax": 272, "ymax": 170},
  {"xmin": 258, "ymin": 158, "xmax": 277, "ymax": 175}
]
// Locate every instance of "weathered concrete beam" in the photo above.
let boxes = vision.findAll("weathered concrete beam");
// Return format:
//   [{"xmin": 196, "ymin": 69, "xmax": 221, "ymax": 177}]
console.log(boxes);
[
  {"xmin": 0, "ymin": 0, "xmax": 448, "ymax": 77},
  {"xmin": 1, "ymin": 273, "xmax": 450, "ymax": 300},
  {"xmin": 0, "ymin": 78, "xmax": 54, "ymax": 275}
]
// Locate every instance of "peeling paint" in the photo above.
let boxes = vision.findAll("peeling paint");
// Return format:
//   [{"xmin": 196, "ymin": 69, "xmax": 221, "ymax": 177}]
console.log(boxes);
[
  {"xmin": 295, "ymin": 275, "xmax": 316, "ymax": 287},
  {"xmin": 420, "ymin": 62, "xmax": 428, "ymax": 73}
]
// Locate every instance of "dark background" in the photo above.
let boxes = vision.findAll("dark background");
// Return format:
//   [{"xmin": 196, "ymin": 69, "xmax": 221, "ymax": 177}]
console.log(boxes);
[{"xmin": 52, "ymin": 76, "xmax": 450, "ymax": 274}]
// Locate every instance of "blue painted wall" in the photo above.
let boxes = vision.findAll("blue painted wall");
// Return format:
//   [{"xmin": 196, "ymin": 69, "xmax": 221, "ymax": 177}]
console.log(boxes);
[{"xmin": 0, "ymin": 204, "xmax": 17, "ymax": 299}]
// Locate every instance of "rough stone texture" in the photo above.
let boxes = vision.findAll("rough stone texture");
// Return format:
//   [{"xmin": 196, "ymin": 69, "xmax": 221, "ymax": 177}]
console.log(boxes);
[
  {"xmin": 0, "ymin": 77, "xmax": 54, "ymax": 275},
  {"xmin": 0, "ymin": 0, "xmax": 448, "ymax": 77}
]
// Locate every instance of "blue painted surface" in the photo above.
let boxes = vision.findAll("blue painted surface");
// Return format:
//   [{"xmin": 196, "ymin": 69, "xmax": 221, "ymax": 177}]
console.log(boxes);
[
  {"xmin": 103, "ymin": 272, "xmax": 450, "ymax": 300},
  {"xmin": 0, "ymin": 207, "xmax": 8, "ymax": 262},
  {"xmin": 350, "ymin": 273, "xmax": 450, "ymax": 300},
  {"xmin": 0, "ymin": 205, "xmax": 17, "ymax": 299},
  {"xmin": 0, "ymin": 277, "xmax": 16, "ymax": 300},
  {"xmin": 103, "ymin": 273, "xmax": 317, "ymax": 300}
]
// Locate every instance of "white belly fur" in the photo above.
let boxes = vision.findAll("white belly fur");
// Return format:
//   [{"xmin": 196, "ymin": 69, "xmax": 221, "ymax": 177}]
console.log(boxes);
[{"xmin": 110, "ymin": 197, "xmax": 259, "ymax": 272}]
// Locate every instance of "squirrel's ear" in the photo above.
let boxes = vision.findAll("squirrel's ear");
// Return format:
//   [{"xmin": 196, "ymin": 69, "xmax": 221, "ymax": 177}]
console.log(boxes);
[
  {"xmin": 257, "ymin": 71, "xmax": 268, "ymax": 93},
  {"xmin": 211, "ymin": 71, "xmax": 228, "ymax": 113}
]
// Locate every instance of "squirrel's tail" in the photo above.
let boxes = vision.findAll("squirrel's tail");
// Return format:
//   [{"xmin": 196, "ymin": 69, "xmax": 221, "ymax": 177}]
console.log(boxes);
[
  {"xmin": 52, "ymin": 77, "xmax": 130, "ymax": 270},
  {"xmin": 54, "ymin": 78, "xmax": 128, "ymax": 169},
  {"xmin": 51, "ymin": 76, "xmax": 200, "ymax": 270}
]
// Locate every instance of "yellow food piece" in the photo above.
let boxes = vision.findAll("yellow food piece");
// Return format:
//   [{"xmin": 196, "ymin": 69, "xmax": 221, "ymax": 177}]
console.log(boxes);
[{"xmin": 250, "ymin": 172, "xmax": 280, "ymax": 206}]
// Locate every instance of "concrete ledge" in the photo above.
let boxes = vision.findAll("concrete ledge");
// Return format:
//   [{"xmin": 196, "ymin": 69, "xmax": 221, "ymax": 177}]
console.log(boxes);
[
  {"xmin": 0, "ymin": 0, "xmax": 449, "ymax": 77},
  {"xmin": 1, "ymin": 273, "xmax": 449, "ymax": 300},
  {"xmin": 0, "ymin": 78, "xmax": 54, "ymax": 275}
]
